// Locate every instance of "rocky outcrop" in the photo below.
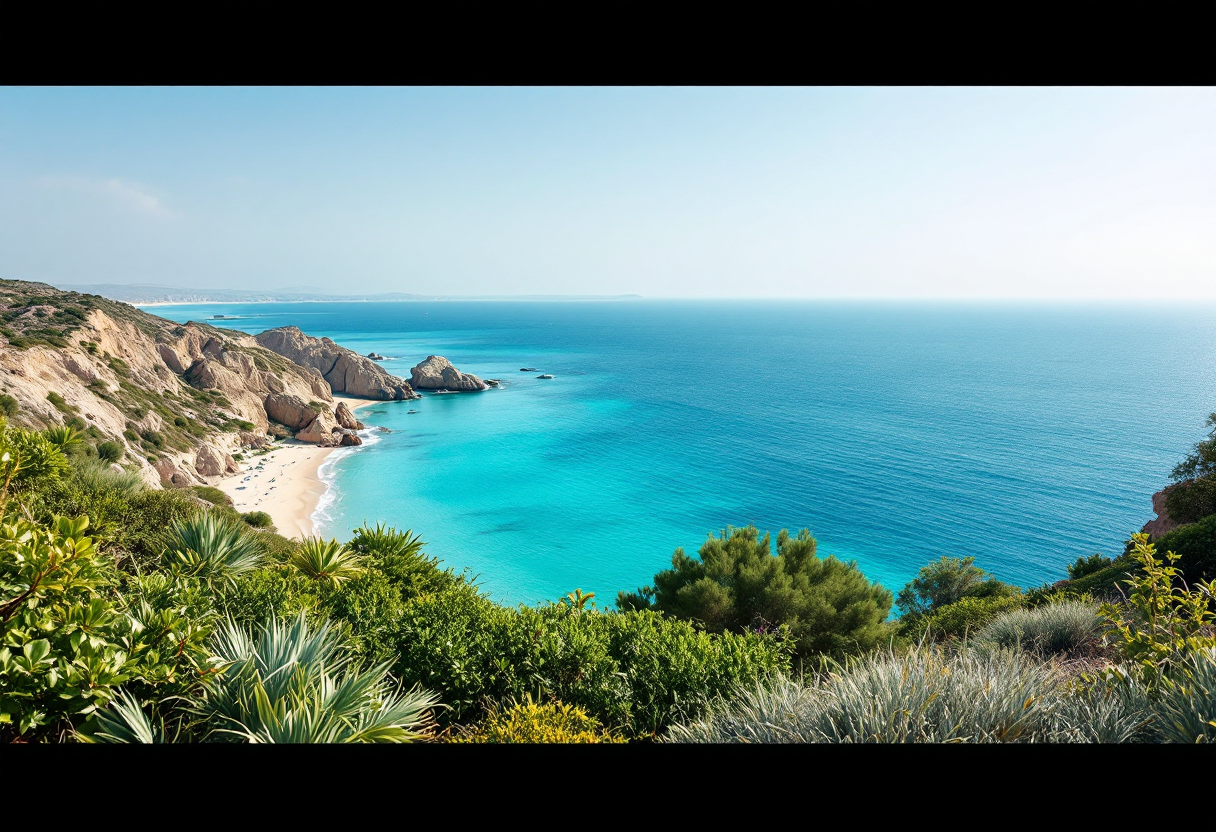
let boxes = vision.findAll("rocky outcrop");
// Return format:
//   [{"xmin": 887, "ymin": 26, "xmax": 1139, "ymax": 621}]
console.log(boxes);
[
  {"xmin": 334, "ymin": 401, "xmax": 364, "ymax": 430},
  {"xmin": 264, "ymin": 392, "xmax": 320, "ymax": 432},
  {"xmin": 410, "ymin": 355, "xmax": 488, "ymax": 392},
  {"xmin": 254, "ymin": 326, "xmax": 419, "ymax": 400},
  {"xmin": 295, "ymin": 409, "xmax": 342, "ymax": 446},
  {"xmin": 1141, "ymin": 484, "xmax": 1182, "ymax": 539},
  {"xmin": 194, "ymin": 444, "xmax": 239, "ymax": 478}
]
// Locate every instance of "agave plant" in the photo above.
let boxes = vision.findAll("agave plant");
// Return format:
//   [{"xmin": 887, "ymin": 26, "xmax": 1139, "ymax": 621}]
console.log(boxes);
[
  {"xmin": 43, "ymin": 425, "xmax": 83, "ymax": 453},
  {"xmin": 77, "ymin": 688, "xmax": 167, "ymax": 743},
  {"xmin": 350, "ymin": 523, "xmax": 425, "ymax": 559},
  {"xmin": 197, "ymin": 613, "xmax": 440, "ymax": 743},
  {"xmin": 290, "ymin": 536, "xmax": 365, "ymax": 585},
  {"xmin": 164, "ymin": 512, "xmax": 263, "ymax": 583}
]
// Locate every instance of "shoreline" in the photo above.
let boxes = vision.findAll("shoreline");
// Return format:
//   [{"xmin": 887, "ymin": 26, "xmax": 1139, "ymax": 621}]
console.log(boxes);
[{"xmin": 214, "ymin": 395, "xmax": 379, "ymax": 540}]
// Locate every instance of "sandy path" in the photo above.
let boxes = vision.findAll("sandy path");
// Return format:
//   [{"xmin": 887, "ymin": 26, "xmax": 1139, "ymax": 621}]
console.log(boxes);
[{"xmin": 214, "ymin": 395, "xmax": 379, "ymax": 540}]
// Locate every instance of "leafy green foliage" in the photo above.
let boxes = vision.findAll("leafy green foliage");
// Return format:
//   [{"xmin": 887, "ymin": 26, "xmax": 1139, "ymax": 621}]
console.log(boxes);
[
  {"xmin": 95, "ymin": 441, "xmax": 123, "ymax": 463},
  {"xmin": 1171, "ymin": 412, "xmax": 1216, "ymax": 483},
  {"xmin": 1068, "ymin": 553, "xmax": 1114, "ymax": 580},
  {"xmin": 1150, "ymin": 514, "xmax": 1216, "ymax": 586},
  {"xmin": 909, "ymin": 594, "xmax": 1025, "ymax": 641},
  {"xmin": 241, "ymin": 511, "xmax": 274, "ymax": 529},
  {"xmin": 452, "ymin": 695, "xmax": 626, "ymax": 743},
  {"xmin": 1099, "ymin": 533, "xmax": 1216, "ymax": 689},
  {"xmin": 189, "ymin": 485, "xmax": 232, "ymax": 507},
  {"xmin": 391, "ymin": 584, "xmax": 789, "ymax": 738},
  {"xmin": 0, "ymin": 395, "xmax": 17, "ymax": 418},
  {"xmin": 1164, "ymin": 476, "xmax": 1216, "ymax": 525},
  {"xmin": 620, "ymin": 525, "xmax": 894, "ymax": 661},
  {"xmin": 348, "ymin": 523, "xmax": 466, "ymax": 600},
  {"xmin": 895, "ymin": 555, "xmax": 1015, "ymax": 616}
]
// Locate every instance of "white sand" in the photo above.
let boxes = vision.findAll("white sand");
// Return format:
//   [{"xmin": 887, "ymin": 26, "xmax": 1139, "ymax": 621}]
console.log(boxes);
[{"xmin": 214, "ymin": 395, "xmax": 379, "ymax": 540}]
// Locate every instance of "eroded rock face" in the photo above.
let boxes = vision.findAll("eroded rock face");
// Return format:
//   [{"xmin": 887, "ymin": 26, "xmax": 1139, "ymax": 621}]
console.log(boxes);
[
  {"xmin": 254, "ymin": 326, "xmax": 419, "ymax": 400},
  {"xmin": 264, "ymin": 392, "xmax": 320, "ymax": 431},
  {"xmin": 409, "ymin": 355, "xmax": 488, "ymax": 391},
  {"xmin": 334, "ymin": 401, "xmax": 364, "ymax": 430},
  {"xmin": 154, "ymin": 457, "xmax": 202, "ymax": 487},
  {"xmin": 339, "ymin": 431, "xmax": 362, "ymax": 446},
  {"xmin": 1141, "ymin": 484, "xmax": 1182, "ymax": 539},
  {"xmin": 295, "ymin": 409, "xmax": 342, "ymax": 446},
  {"xmin": 194, "ymin": 443, "xmax": 238, "ymax": 477}
]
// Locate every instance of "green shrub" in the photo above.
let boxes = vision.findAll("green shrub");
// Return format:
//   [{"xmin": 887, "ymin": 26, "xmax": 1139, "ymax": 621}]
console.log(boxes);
[
  {"xmin": 241, "ymin": 510, "xmax": 273, "ymax": 529},
  {"xmin": 1150, "ymin": 514, "xmax": 1216, "ymax": 586},
  {"xmin": 914, "ymin": 594, "xmax": 1025, "ymax": 641},
  {"xmin": 974, "ymin": 599, "xmax": 1102, "ymax": 656},
  {"xmin": 451, "ymin": 696, "xmax": 627, "ymax": 743},
  {"xmin": 1100, "ymin": 533, "xmax": 1216, "ymax": 689},
  {"xmin": 1150, "ymin": 646, "xmax": 1216, "ymax": 743},
  {"xmin": 290, "ymin": 537, "xmax": 365, "ymax": 586},
  {"xmin": 0, "ymin": 394, "xmax": 17, "ymax": 418},
  {"xmin": 1068, "ymin": 553, "xmax": 1114, "ymax": 580},
  {"xmin": 618, "ymin": 525, "xmax": 894, "ymax": 661},
  {"xmin": 896, "ymin": 555, "xmax": 1017, "ymax": 615},
  {"xmin": 391, "ymin": 585, "xmax": 789, "ymax": 738},
  {"xmin": 1164, "ymin": 476, "xmax": 1216, "ymax": 525},
  {"xmin": 349, "ymin": 523, "xmax": 466, "ymax": 601},
  {"xmin": 96, "ymin": 440, "xmax": 124, "ymax": 463},
  {"xmin": 190, "ymin": 485, "xmax": 232, "ymax": 507},
  {"xmin": 46, "ymin": 391, "xmax": 75, "ymax": 415}
]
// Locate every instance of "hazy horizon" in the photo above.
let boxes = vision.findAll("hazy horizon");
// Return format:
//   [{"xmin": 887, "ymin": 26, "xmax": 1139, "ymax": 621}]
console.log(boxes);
[{"xmin": 3, "ymin": 87, "xmax": 1213, "ymax": 300}]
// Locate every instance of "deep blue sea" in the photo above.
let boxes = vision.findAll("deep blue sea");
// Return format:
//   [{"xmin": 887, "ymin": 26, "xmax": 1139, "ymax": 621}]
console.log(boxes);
[{"xmin": 146, "ymin": 300, "xmax": 1216, "ymax": 609}]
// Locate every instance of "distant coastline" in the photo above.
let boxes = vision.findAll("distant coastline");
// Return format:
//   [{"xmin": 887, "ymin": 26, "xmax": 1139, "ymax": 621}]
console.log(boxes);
[{"xmin": 56, "ymin": 283, "xmax": 644, "ymax": 306}]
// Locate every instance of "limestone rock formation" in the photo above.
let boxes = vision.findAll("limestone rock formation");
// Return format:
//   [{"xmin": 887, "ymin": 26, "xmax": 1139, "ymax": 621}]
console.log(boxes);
[
  {"xmin": 1141, "ymin": 484, "xmax": 1182, "ymax": 539},
  {"xmin": 409, "ymin": 355, "xmax": 488, "ymax": 392},
  {"xmin": 295, "ymin": 409, "xmax": 342, "ymax": 446},
  {"xmin": 334, "ymin": 401, "xmax": 364, "ymax": 430},
  {"xmin": 194, "ymin": 443, "xmax": 239, "ymax": 478},
  {"xmin": 264, "ymin": 392, "xmax": 320, "ymax": 432},
  {"xmin": 254, "ymin": 326, "xmax": 419, "ymax": 400}
]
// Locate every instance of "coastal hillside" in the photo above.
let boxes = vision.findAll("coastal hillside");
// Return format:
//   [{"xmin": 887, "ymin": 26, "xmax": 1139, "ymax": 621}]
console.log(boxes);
[{"xmin": 0, "ymin": 280, "xmax": 415, "ymax": 490}]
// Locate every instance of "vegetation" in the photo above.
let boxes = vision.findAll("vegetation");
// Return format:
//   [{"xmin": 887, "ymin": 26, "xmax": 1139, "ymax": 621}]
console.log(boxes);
[
  {"xmin": 617, "ymin": 525, "xmax": 894, "ymax": 662},
  {"xmin": 451, "ymin": 696, "xmax": 626, "ymax": 743}
]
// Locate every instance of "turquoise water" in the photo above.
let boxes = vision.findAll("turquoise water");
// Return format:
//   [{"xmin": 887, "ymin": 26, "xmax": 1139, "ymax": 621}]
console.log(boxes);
[{"xmin": 147, "ymin": 300, "xmax": 1216, "ymax": 608}]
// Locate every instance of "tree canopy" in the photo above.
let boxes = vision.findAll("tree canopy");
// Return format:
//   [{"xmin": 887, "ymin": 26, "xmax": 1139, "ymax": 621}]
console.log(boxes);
[{"xmin": 617, "ymin": 525, "xmax": 894, "ymax": 661}]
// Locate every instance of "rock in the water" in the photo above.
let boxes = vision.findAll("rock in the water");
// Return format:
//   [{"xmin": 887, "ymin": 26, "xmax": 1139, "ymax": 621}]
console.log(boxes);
[
  {"xmin": 255, "ymin": 326, "xmax": 419, "ymax": 400},
  {"xmin": 367, "ymin": 352, "xmax": 386, "ymax": 361},
  {"xmin": 339, "ymin": 431, "xmax": 362, "ymax": 446},
  {"xmin": 410, "ymin": 355, "xmax": 488, "ymax": 392},
  {"xmin": 334, "ymin": 401, "xmax": 364, "ymax": 430}
]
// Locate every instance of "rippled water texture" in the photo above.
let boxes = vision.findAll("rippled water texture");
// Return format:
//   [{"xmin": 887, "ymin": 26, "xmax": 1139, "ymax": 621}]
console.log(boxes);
[{"xmin": 148, "ymin": 300, "xmax": 1216, "ymax": 607}]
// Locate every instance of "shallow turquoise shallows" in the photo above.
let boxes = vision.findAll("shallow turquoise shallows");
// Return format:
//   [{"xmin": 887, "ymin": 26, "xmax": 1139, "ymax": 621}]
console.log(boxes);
[{"xmin": 146, "ymin": 300, "xmax": 1216, "ymax": 609}]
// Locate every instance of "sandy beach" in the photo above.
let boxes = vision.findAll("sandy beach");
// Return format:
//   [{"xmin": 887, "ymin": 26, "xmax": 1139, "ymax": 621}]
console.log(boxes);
[{"xmin": 214, "ymin": 395, "xmax": 377, "ymax": 540}]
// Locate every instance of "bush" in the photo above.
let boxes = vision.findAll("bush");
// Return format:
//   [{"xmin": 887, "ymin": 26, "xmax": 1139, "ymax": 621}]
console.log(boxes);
[
  {"xmin": 241, "ymin": 510, "xmax": 273, "ymax": 529},
  {"xmin": 974, "ymin": 599, "xmax": 1102, "ymax": 656},
  {"xmin": 896, "ymin": 556, "xmax": 1017, "ymax": 615},
  {"xmin": 451, "ymin": 696, "xmax": 627, "ymax": 743},
  {"xmin": 912, "ymin": 594, "xmax": 1025, "ymax": 641},
  {"xmin": 1068, "ymin": 553, "xmax": 1114, "ymax": 580},
  {"xmin": 618, "ymin": 525, "xmax": 894, "ymax": 661},
  {"xmin": 391, "ymin": 584, "xmax": 789, "ymax": 738},
  {"xmin": 190, "ymin": 485, "xmax": 233, "ymax": 507},
  {"xmin": 1164, "ymin": 476, "xmax": 1216, "ymax": 525},
  {"xmin": 96, "ymin": 440, "xmax": 124, "ymax": 463},
  {"xmin": 1150, "ymin": 514, "xmax": 1216, "ymax": 586},
  {"xmin": 0, "ymin": 394, "xmax": 18, "ymax": 417}
]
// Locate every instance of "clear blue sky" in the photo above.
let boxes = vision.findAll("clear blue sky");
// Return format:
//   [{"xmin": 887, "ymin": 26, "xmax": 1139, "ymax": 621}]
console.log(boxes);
[{"xmin": 2, "ymin": 86, "xmax": 1212, "ymax": 298}]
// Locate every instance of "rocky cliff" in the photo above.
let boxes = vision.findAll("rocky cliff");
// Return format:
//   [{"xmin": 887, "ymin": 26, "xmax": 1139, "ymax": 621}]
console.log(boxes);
[
  {"xmin": 1141, "ymin": 483, "xmax": 1182, "ymax": 539},
  {"xmin": 0, "ymin": 280, "xmax": 366, "ymax": 488},
  {"xmin": 409, "ymin": 355, "xmax": 488, "ymax": 392},
  {"xmin": 254, "ymin": 326, "xmax": 419, "ymax": 400}
]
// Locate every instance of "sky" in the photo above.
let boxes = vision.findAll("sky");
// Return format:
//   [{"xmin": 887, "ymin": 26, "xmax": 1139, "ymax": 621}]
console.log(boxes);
[{"xmin": 1, "ymin": 86, "xmax": 1213, "ymax": 299}]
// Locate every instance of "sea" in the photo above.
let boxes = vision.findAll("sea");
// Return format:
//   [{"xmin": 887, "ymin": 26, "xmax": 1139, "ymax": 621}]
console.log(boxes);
[{"xmin": 145, "ymin": 300, "xmax": 1216, "ymax": 609}]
